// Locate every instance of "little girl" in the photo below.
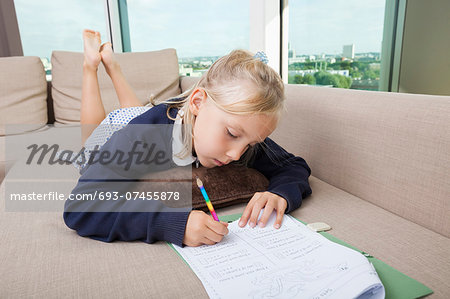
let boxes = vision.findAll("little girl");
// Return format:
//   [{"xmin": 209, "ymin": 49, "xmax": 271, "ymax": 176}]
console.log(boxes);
[{"xmin": 63, "ymin": 29, "xmax": 312, "ymax": 247}]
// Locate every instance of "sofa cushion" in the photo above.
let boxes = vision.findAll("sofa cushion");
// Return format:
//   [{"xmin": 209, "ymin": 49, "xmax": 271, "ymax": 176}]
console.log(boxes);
[
  {"xmin": 0, "ymin": 175, "xmax": 448, "ymax": 297},
  {"xmin": 219, "ymin": 176, "xmax": 450, "ymax": 297},
  {"xmin": 51, "ymin": 49, "xmax": 181, "ymax": 124},
  {"xmin": 0, "ymin": 56, "xmax": 47, "ymax": 136}
]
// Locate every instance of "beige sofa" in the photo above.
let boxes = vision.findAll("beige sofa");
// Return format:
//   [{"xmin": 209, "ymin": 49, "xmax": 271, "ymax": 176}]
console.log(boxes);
[{"xmin": 1, "ymin": 51, "xmax": 449, "ymax": 298}]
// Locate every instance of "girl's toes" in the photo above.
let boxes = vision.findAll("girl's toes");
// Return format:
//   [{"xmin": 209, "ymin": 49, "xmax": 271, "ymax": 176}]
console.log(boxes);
[{"xmin": 100, "ymin": 42, "xmax": 113, "ymax": 52}]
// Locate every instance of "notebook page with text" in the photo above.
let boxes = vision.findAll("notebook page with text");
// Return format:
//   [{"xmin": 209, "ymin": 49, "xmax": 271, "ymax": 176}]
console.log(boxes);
[{"xmin": 172, "ymin": 211, "xmax": 385, "ymax": 299}]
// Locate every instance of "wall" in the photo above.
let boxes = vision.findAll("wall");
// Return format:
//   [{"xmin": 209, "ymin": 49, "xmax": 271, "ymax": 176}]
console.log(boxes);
[
  {"xmin": 398, "ymin": 0, "xmax": 450, "ymax": 96},
  {"xmin": 0, "ymin": 0, "xmax": 23, "ymax": 57}
]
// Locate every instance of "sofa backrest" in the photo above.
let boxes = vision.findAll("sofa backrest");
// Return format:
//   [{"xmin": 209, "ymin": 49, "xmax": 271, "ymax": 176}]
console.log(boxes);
[{"xmin": 276, "ymin": 85, "xmax": 450, "ymax": 238}]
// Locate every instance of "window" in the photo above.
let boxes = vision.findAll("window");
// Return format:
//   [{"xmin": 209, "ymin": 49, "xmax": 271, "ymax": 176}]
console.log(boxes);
[
  {"xmin": 126, "ymin": 0, "xmax": 249, "ymax": 77},
  {"xmin": 288, "ymin": 0, "xmax": 386, "ymax": 91},
  {"xmin": 14, "ymin": 0, "xmax": 108, "ymax": 77}
]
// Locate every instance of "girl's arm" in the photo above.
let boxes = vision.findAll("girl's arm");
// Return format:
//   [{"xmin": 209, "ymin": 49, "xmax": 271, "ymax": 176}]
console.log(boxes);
[
  {"xmin": 63, "ymin": 126, "xmax": 190, "ymax": 246},
  {"xmin": 238, "ymin": 138, "xmax": 312, "ymax": 229},
  {"xmin": 247, "ymin": 137, "xmax": 312, "ymax": 213}
]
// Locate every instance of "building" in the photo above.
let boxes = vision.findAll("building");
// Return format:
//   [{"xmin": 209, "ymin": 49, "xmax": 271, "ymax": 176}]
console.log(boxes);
[
  {"xmin": 288, "ymin": 56, "xmax": 307, "ymax": 64},
  {"xmin": 288, "ymin": 43, "xmax": 296, "ymax": 59},
  {"xmin": 343, "ymin": 44, "xmax": 355, "ymax": 59},
  {"xmin": 328, "ymin": 69, "xmax": 350, "ymax": 77}
]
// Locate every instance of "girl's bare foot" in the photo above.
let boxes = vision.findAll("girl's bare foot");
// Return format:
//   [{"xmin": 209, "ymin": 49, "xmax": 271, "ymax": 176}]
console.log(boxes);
[
  {"xmin": 83, "ymin": 29, "xmax": 101, "ymax": 70},
  {"xmin": 100, "ymin": 42, "xmax": 119, "ymax": 73}
]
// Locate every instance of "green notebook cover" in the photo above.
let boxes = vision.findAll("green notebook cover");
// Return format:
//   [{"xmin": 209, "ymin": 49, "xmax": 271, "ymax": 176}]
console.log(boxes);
[{"xmin": 168, "ymin": 213, "xmax": 433, "ymax": 299}]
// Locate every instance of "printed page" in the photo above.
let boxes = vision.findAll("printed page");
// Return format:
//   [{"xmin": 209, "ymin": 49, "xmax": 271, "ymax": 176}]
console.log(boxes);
[{"xmin": 172, "ymin": 212, "xmax": 385, "ymax": 299}]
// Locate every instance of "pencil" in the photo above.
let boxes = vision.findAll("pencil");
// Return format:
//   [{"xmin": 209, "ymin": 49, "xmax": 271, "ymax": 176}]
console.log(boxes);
[{"xmin": 196, "ymin": 177, "xmax": 219, "ymax": 221}]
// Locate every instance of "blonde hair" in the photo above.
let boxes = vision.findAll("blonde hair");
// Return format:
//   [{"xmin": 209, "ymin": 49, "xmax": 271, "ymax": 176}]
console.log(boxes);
[{"xmin": 149, "ymin": 49, "xmax": 285, "ymax": 166}]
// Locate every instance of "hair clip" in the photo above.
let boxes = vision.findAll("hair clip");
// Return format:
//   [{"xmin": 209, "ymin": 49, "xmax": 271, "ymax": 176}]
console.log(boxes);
[{"xmin": 253, "ymin": 51, "xmax": 269, "ymax": 64}]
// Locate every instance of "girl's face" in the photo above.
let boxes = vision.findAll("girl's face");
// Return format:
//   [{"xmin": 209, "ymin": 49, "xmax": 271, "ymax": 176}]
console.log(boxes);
[{"xmin": 189, "ymin": 88, "xmax": 278, "ymax": 168}]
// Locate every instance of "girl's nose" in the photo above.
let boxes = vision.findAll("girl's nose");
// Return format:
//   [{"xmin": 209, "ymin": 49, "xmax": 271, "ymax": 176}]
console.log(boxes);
[
  {"xmin": 226, "ymin": 144, "xmax": 248, "ymax": 161},
  {"xmin": 226, "ymin": 151, "xmax": 240, "ymax": 162}
]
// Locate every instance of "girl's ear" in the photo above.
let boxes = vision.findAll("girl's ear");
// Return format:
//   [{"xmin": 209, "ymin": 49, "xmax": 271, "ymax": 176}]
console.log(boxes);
[{"xmin": 189, "ymin": 88, "xmax": 207, "ymax": 116}]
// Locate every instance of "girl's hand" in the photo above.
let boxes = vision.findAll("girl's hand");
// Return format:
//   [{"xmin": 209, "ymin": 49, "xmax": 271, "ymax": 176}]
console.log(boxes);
[
  {"xmin": 238, "ymin": 192, "xmax": 287, "ymax": 229},
  {"xmin": 183, "ymin": 210, "xmax": 229, "ymax": 247}
]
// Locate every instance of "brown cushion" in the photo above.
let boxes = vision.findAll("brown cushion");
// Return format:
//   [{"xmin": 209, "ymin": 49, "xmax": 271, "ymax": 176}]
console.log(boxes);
[
  {"xmin": 0, "ymin": 56, "xmax": 47, "ymax": 136},
  {"xmin": 191, "ymin": 164, "xmax": 268, "ymax": 211},
  {"xmin": 51, "ymin": 49, "xmax": 181, "ymax": 124},
  {"xmin": 133, "ymin": 163, "xmax": 269, "ymax": 211}
]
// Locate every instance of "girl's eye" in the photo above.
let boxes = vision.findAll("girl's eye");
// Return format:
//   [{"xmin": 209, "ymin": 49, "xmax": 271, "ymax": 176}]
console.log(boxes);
[
  {"xmin": 227, "ymin": 129, "xmax": 251, "ymax": 148},
  {"xmin": 227, "ymin": 129, "xmax": 237, "ymax": 138}
]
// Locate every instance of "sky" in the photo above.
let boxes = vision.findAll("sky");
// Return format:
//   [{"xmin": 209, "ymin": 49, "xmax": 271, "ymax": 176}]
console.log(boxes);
[
  {"xmin": 289, "ymin": 0, "xmax": 386, "ymax": 55},
  {"xmin": 126, "ymin": 0, "xmax": 249, "ymax": 57},
  {"xmin": 13, "ymin": 0, "xmax": 385, "ymax": 60}
]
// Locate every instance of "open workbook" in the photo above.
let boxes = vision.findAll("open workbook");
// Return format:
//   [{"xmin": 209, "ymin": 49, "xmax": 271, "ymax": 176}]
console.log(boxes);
[{"xmin": 171, "ymin": 212, "xmax": 385, "ymax": 299}]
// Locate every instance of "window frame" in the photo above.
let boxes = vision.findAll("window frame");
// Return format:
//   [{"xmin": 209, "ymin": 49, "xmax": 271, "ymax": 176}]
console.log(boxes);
[
  {"xmin": 4, "ymin": 0, "xmax": 403, "ymax": 90},
  {"xmin": 379, "ymin": 0, "xmax": 406, "ymax": 92},
  {"xmin": 102, "ymin": 0, "xmax": 404, "ymax": 91}
]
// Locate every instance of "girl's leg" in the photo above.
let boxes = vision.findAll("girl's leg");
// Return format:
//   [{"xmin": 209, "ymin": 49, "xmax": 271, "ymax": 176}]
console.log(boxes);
[
  {"xmin": 81, "ymin": 29, "xmax": 106, "ymax": 145},
  {"xmin": 99, "ymin": 42, "xmax": 143, "ymax": 108}
]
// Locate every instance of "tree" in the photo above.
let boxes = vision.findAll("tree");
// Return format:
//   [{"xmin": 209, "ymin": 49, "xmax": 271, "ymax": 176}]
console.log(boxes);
[
  {"xmin": 350, "ymin": 69, "xmax": 362, "ymax": 79},
  {"xmin": 337, "ymin": 75, "xmax": 352, "ymax": 88},
  {"xmin": 362, "ymin": 69, "xmax": 377, "ymax": 80},
  {"xmin": 340, "ymin": 60, "xmax": 351, "ymax": 70},
  {"xmin": 294, "ymin": 75, "xmax": 303, "ymax": 84},
  {"xmin": 314, "ymin": 71, "xmax": 339, "ymax": 86},
  {"xmin": 351, "ymin": 61, "xmax": 361, "ymax": 70},
  {"xmin": 314, "ymin": 71, "xmax": 352, "ymax": 88},
  {"xmin": 288, "ymin": 75, "xmax": 293, "ymax": 84},
  {"xmin": 302, "ymin": 74, "xmax": 316, "ymax": 85}
]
